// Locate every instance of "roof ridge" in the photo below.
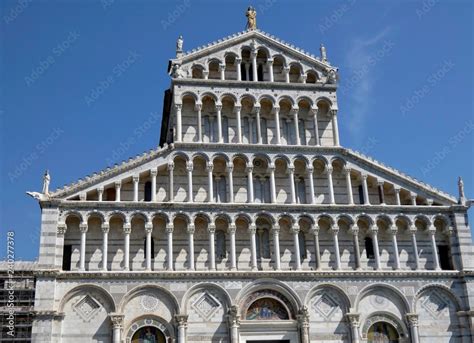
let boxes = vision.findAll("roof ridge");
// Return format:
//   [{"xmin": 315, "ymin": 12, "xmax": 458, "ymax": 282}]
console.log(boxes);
[
  {"xmin": 51, "ymin": 144, "xmax": 171, "ymax": 198},
  {"xmin": 347, "ymin": 148, "xmax": 456, "ymax": 202}
]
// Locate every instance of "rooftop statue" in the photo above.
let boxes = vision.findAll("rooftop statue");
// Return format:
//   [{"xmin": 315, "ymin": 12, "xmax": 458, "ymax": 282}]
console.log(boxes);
[{"xmin": 246, "ymin": 6, "xmax": 257, "ymax": 30}]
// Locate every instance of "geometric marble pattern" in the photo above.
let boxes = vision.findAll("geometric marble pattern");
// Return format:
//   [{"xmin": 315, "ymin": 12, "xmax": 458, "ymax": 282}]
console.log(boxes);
[
  {"xmin": 421, "ymin": 290, "xmax": 449, "ymax": 319},
  {"xmin": 313, "ymin": 293, "xmax": 338, "ymax": 320},
  {"xmin": 192, "ymin": 292, "xmax": 221, "ymax": 321},
  {"xmin": 141, "ymin": 294, "xmax": 159, "ymax": 312},
  {"xmin": 73, "ymin": 295, "xmax": 101, "ymax": 322}
]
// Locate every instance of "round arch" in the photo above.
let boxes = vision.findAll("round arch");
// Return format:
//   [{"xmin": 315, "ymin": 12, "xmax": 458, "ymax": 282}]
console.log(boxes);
[
  {"xmin": 59, "ymin": 284, "xmax": 116, "ymax": 313},
  {"xmin": 355, "ymin": 283, "xmax": 411, "ymax": 313},
  {"xmin": 180, "ymin": 282, "xmax": 232, "ymax": 315},
  {"xmin": 124, "ymin": 315, "xmax": 175, "ymax": 343},
  {"xmin": 118, "ymin": 284, "xmax": 180, "ymax": 314},
  {"xmin": 304, "ymin": 283, "xmax": 352, "ymax": 312}
]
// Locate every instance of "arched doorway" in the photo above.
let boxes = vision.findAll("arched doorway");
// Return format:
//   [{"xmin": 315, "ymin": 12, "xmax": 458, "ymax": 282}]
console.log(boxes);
[
  {"xmin": 367, "ymin": 322, "xmax": 399, "ymax": 343},
  {"xmin": 131, "ymin": 326, "xmax": 166, "ymax": 343}
]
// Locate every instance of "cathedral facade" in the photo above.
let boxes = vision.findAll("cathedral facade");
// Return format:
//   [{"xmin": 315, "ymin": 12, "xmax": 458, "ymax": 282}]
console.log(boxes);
[{"xmin": 31, "ymin": 23, "xmax": 474, "ymax": 343}]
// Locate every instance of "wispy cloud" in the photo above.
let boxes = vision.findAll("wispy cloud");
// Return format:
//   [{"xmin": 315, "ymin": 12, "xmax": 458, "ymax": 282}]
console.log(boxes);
[{"xmin": 341, "ymin": 27, "xmax": 394, "ymax": 143}]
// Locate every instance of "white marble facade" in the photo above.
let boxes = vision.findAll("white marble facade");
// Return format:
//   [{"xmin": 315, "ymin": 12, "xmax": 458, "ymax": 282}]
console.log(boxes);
[{"xmin": 31, "ymin": 29, "xmax": 474, "ymax": 343}]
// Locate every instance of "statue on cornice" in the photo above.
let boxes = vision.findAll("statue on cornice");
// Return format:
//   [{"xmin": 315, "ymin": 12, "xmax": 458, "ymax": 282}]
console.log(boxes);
[
  {"xmin": 246, "ymin": 6, "xmax": 257, "ymax": 30},
  {"xmin": 177, "ymin": 35, "xmax": 183, "ymax": 52},
  {"xmin": 326, "ymin": 68, "xmax": 338, "ymax": 84},
  {"xmin": 458, "ymin": 176, "xmax": 466, "ymax": 204},
  {"xmin": 320, "ymin": 44, "xmax": 327, "ymax": 62},
  {"xmin": 26, "ymin": 170, "xmax": 51, "ymax": 201}
]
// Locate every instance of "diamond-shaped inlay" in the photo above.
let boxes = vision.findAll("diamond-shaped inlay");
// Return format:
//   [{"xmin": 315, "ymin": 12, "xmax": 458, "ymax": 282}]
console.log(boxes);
[
  {"xmin": 421, "ymin": 290, "xmax": 449, "ymax": 319},
  {"xmin": 313, "ymin": 293, "xmax": 338, "ymax": 320},
  {"xmin": 73, "ymin": 295, "xmax": 101, "ymax": 322},
  {"xmin": 192, "ymin": 292, "xmax": 221, "ymax": 320}
]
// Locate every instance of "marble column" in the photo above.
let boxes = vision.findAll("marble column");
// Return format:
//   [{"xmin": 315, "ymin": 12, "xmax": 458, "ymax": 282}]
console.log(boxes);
[
  {"xmin": 267, "ymin": 59, "xmax": 274, "ymax": 82},
  {"xmin": 312, "ymin": 226, "xmax": 321, "ymax": 270},
  {"xmin": 145, "ymin": 223, "xmax": 153, "ymax": 271},
  {"xmin": 186, "ymin": 161, "xmax": 193, "ymax": 203},
  {"xmin": 227, "ymin": 305, "xmax": 240, "ymax": 343},
  {"xmin": 312, "ymin": 107, "xmax": 320, "ymax": 146},
  {"xmin": 97, "ymin": 186, "xmax": 104, "ymax": 201},
  {"xmin": 207, "ymin": 162, "xmax": 214, "ymax": 203},
  {"xmin": 351, "ymin": 225, "xmax": 361, "ymax": 270},
  {"xmin": 327, "ymin": 166, "xmax": 335, "ymax": 204},
  {"xmin": 292, "ymin": 108, "xmax": 300, "ymax": 145},
  {"xmin": 272, "ymin": 224, "xmax": 281, "ymax": 270},
  {"xmin": 331, "ymin": 109, "xmax": 340, "ymax": 146},
  {"xmin": 289, "ymin": 164, "xmax": 296, "ymax": 204},
  {"xmin": 166, "ymin": 223, "xmax": 174, "ymax": 271},
  {"xmin": 235, "ymin": 58, "xmax": 242, "ymax": 81},
  {"xmin": 249, "ymin": 224, "xmax": 258, "ymax": 271},
  {"xmin": 307, "ymin": 166, "xmax": 316, "ymax": 204},
  {"xmin": 244, "ymin": 63, "xmax": 250, "ymax": 81},
  {"xmin": 292, "ymin": 224, "xmax": 302, "ymax": 270},
  {"xmin": 109, "ymin": 314, "xmax": 124, "ymax": 343},
  {"xmin": 410, "ymin": 224, "xmax": 420, "ymax": 270},
  {"xmin": 411, "ymin": 192, "xmax": 417, "ymax": 206},
  {"xmin": 251, "ymin": 51, "xmax": 257, "ymax": 82},
  {"xmin": 227, "ymin": 163, "xmax": 234, "ymax": 203},
  {"xmin": 176, "ymin": 103, "xmax": 182, "ymax": 142},
  {"xmin": 284, "ymin": 66, "xmax": 290, "ymax": 83},
  {"xmin": 394, "ymin": 186, "xmax": 401, "ymax": 205},
  {"xmin": 332, "ymin": 225, "xmax": 341, "ymax": 270},
  {"xmin": 187, "ymin": 224, "xmax": 195, "ymax": 271},
  {"xmin": 255, "ymin": 105, "xmax": 262, "ymax": 144},
  {"xmin": 378, "ymin": 181, "xmax": 385, "ymax": 205},
  {"xmin": 274, "ymin": 106, "xmax": 281, "ymax": 144},
  {"xmin": 133, "ymin": 175, "xmax": 139, "ymax": 202},
  {"xmin": 235, "ymin": 105, "xmax": 242, "ymax": 144},
  {"xmin": 176, "ymin": 315, "xmax": 188, "ymax": 343},
  {"xmin": 219, "ymin": 63, "xmax": 225, "ymax": 80},
  {"xmin": 216, "ymin": 103, "xmax": 223, "ymax": 143},
  {"xmin": 346, "ymin": 313, "xmax": 361, "ymax": 343},
  {"xmin": 228, "ymin": 223, "xmax": 237, "ymax": 270},
  {"xmin": 390, "ymin": 225, "xmax": 401, "ymax": 270},
  {"xmin": 151, "ymin": 168, "xmax": 157, "ymax": 202},
  {"xmin": 168, "ymin": 162, "xmax": 174, "ymax": 202},
  {"xmin": 208, "ymin": 224, "xmax": 216, "ymax": 271},
  {"xmin": 79, "ymin": 223, "xmax": 88, "ymax": 271},
  {"xmin": 101, "ymin": 223, "xmax": 109, "ymax": 271},
  {"xmin": 429, "ymin": 225, "xmax": 441, "ymax": 270},
  {"xmin": 371, "ymin": 225, "xmax": 381, "ymax": 270},
  {"xmin": 361, "ymin": 173, "xmax": 370, "ymax": 205},
  {"xmin": 268, "ymin": 163, "xmax": 277, "ymax": 203},
  {"xmin": 114, "ymin": 181, "xmax": 121, "ymax": 202},
  {"xmin": 345, "ymin": 167, "xmax": 354, "ymax": 205},
  {"xmin": 406, "ymin": 313, "xmax": 420, "ymax": 343},
  {"xmin": 196, "ymin": 103, "xmax": 202, "ymax": 143},
  {"xmin": 297, "ymin": 306, "xmax": 310, "ymax": 343},
  {"xmin": 247, "ymin": 164, "xmax": 254, "ymax": 203},
  {"xmin": 123, "ymin": 222, "xmax": 131, "ymax": 271}
]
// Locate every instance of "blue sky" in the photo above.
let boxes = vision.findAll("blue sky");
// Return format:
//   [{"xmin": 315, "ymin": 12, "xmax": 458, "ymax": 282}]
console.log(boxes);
[{"xmin": 1, "ymin": 0, "xmax": 473, "ymax": 260}]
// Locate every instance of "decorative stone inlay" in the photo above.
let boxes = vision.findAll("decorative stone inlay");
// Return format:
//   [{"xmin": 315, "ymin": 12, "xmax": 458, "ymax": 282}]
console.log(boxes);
[
  {"xmin": 73, "ymin": 295, "xmax": 101, "ymax": 322},
  {"xmin": 402, "ymin": 286, "xmax": 415, "ymax": 296},
  {"xmin": 224, "ymin": 281, "xmax": 242, "ymax": 289},
  {"xmin": 370, "ymin": 294, "xmax": 387, "ymax": 308},
  {"xmin": 313, "ymin": 293, "xmax": 338, "ymax": 320},
  {"xmin": 347, "ymin": 286, "xmax": 358, "ymax": 295},
  {"xmin": 420, "ymin": 290, "xmax": 449, "ymax": 319},
  {"xmin": 141, "ymin": 294, "xmax": 159, "ymax": 312},
  {"xmin": 192, "ymin": 292, "xmax": 221, "ymax": 320}
]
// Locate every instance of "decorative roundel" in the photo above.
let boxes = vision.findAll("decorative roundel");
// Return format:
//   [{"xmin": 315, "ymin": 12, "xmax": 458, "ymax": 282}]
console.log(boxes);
[
  {"xmin": 371, "ymin": 295, "xmax": 387, "ymax": 307},
  {"xmin": 141, "ymin": 294, "xmax": 159, "ymax": 312}
]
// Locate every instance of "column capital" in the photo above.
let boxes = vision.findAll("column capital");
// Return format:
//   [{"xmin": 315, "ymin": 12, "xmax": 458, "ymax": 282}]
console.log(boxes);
[
  {"xmin": 268, "ymin": 163, "xmax": 276, "ymax": 171},
  {"xmin": 194, "ymin": 102, "xmax": 202, "ymax": 111},
  {"xmin": 306, "ymin": 165, "xmax": 314, "ymax": 174},
  {"xmin": 215, "ymin": 103, "xmax": 223, "ymax": 111},
  {"xmin": 409, "ymin": 224, "xmax": 417, "ymax": 233},
  {"xmin": 253, "ymin": 104, "xmax": 261, "ymax": 114},
  {"xmin": 114, "ymin": 180, "xmax": 121, "ymax": 188},
  {"xmin": 361, "ymin": 173, "xmax": 368, "ymax": 180},
  {"xmin": 174, "ymin": 103, "xmax": 182, "ymax": 111},
  {"xmin": 248, "ymin": 223, "xmax": 257, "ymax": 234},
  {"xmin": 288, "ymin": 164, "xmax": 295, "ymax": 173},
  {"xmin": 234, "ymin": 105, "xmax": 242, "ymax": 112},
  {"xmin": 227, "ymin": 305, "xmax": 241, "ymax": 326},
  {"xmin": 326, "ymin": 165, "xmax": 333, "ymax": 174},
  {"xmin": 272, "ymin": 224, "xmax": 281, "ymax": 233},
  {"xmin": 167, "ymin": 162, "xmax": 175, "ymax": 171},
  {"xmin": 79, "ymin": 223, "xmax": 88, "ymax": 233},
  {"xmin": 297, "ymin": 305, "xmax": 310, "ymax": 327},
  {"xmin": 79, "ymin": 192, "xmax": 86, "ymax": 201},
  {"xmin": 97, "ymin": 186, "xmax": 104, "ymax": 193},
  {"xmin": 426, "ymin": 198, "xmax": 433, "ymax": 206},
  {"xmin": 290, "ymin": 107, "xmax": 299, "ymax": 116},
  {"xmin": 166, "ymin": 223, "xmax": 174, "ymax": 233},
  {"xmin": 311, "ymin": 226, "xmax": 320, "ymax": 236},
  {"xmin": 218, "ymin": 63, "xmax": 226, "ymax": 71},
  {"xmin": 57, "ymin": 223, "xmax": 67, "ymax": 236},
  {"xmin": 123, "ymin": 223, "xmax": 131, "ymax": 234},
  {"xmin": 228, "ymin": 223, "xmax": 236, "ymax": 234},
  {"xmin": 187, "ymin": 224, "xmax": 195, "ymax": 234},
  {"xmin": 377, "ymin": 180, "xmax": 385, "ymax": 187},
  {"xmin": 428, "ymin": 225, "xmax": 436, "ymax": 234},
  {"xmin": 109, "ymin": 313, "xmax": 124, "ymax": 328},
  {"xmin": 150, "ymin": 168, "xmax": 158, "ymax": 177},
  {"xmin": 132, "ymin": 175, "xmax": 140, "ymax": 183},
  {"xmin": 405, "ymin": 313, "xmax": 419, "ymax": 327},
  {"xmin": 350, "ymin": 225, "xmax": 359, "ymax": 236},
  {"xmin": 370, "ymin": 224, "xmax": 379, "ymax": 234},
  {"xmin": 246, "ymin": 164, "xmax": 254, "ymax": 173},
  {"xmin": 310, "ymin": 106, "xmax": 319, "ymax": 115},
  {"xmin": 272, "ymin": 105, "xmax": 280, "ymax": 114},
  {"xmin": 101, "ymin": 222, "xmax": 110, "ymax": 233},
  {"xmin": 266, "ymin": 58, "xmax": 274, "ymax": 64},
  {"xmin": 346, "ymin": 313, "xmax": 361, "ymax": 327},
  {"xmin": 175, "ymin": 314, "xmax": 188, "ymax": 327},
  {"xmin": 390, "ymin": 225, "xmax": 398, "ymax": 235},
  {"xmin": 291, "ymin": 224, "xmax": 300, "ymax": 234},
  {"xmin": 235, "ymin": 57, "xmax": 242, "ymax": 64},
  {"xmin": 208, "ymin": 224, "xmax": 216, "ymax": 234},
  {"xmin": 186, "ymin": 161, "xmax": 194, "ymax": 172},
  {"xmin": 226, "ymin": 162, "xmax": 234, "ymax": 172},
  {"xmin": 145, "ymin": 222, "xmax": 153, "ymax": 233},
  {"xmin": 331, "ymin": 225, "xmax": 339, "ymax": 235},
  {"xmin": 206, "ymin": 162, "xmax": 214, "ymax": 172},
  {"xmin": 283, "ymin": 66, "xmax": 290, "ymax": 73}
]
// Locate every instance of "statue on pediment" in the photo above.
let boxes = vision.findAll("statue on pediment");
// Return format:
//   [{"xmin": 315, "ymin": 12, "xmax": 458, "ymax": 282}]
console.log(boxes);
[{"xmin": 246, "ymin": 6, "xmax": 257, "ymax": 30}]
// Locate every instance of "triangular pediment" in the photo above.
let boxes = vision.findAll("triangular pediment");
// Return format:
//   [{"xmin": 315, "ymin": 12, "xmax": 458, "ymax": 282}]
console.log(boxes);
[{"xmin": 171, "ymin": 29, "xmax": 335, "ymax": 80}]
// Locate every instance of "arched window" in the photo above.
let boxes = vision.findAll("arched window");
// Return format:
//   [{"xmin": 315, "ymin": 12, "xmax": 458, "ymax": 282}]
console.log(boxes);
[
  {"xmin": 256, "ymin": 228, "xmax": 270, "ymax": 259},
  {"xmin": 261, "ymin": 118, "xmax": 268, "ymax": 144},
  {"xmin": 216, "ymin": 230, "xmax": 227, "ymax": 259},
  {"xmin": 298, "ymin": 231, "xmax": 307, "ymax": 259},
  {"xmin": 144, "ymin": 181, "xmax": 152, "ymax": 202},
  {"xmin": 143, "ymin": 237, "xmax": 155, "ymax": 260},
  {"xmin": 296, "ymin": 178, "xmax": 306, "ymax": 204},
  {"xmin": 222, "ymin": 116, "xmax": 229, "ymax": 143},
  {"xmin": 365, "ymin": 237, "xmax": 375, "ymax": 259},
  {"xmin": 257, "ymin": 64, "xmax": 264, "ymax": 81},
  {"xmin": 241, "ymin": 63, "xmax": 247, "ymax": 81},
  {"xmin": 106, "ymin": 188, "xmax": 116, "ymax": 201},
  {"xmin": 246, "ymin": 298, "xmax": 290, "ymax": 320},
  {"xmin": 299, "ymin": 119, "xmax": 306, "ymax": 145},
  {"xmin": 367, "ymin": 321, "xmax": 400, "ymax": 343},
  {"xmin": 192, "ymin": 66, "xmax": 204, "ymax": 79}
]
